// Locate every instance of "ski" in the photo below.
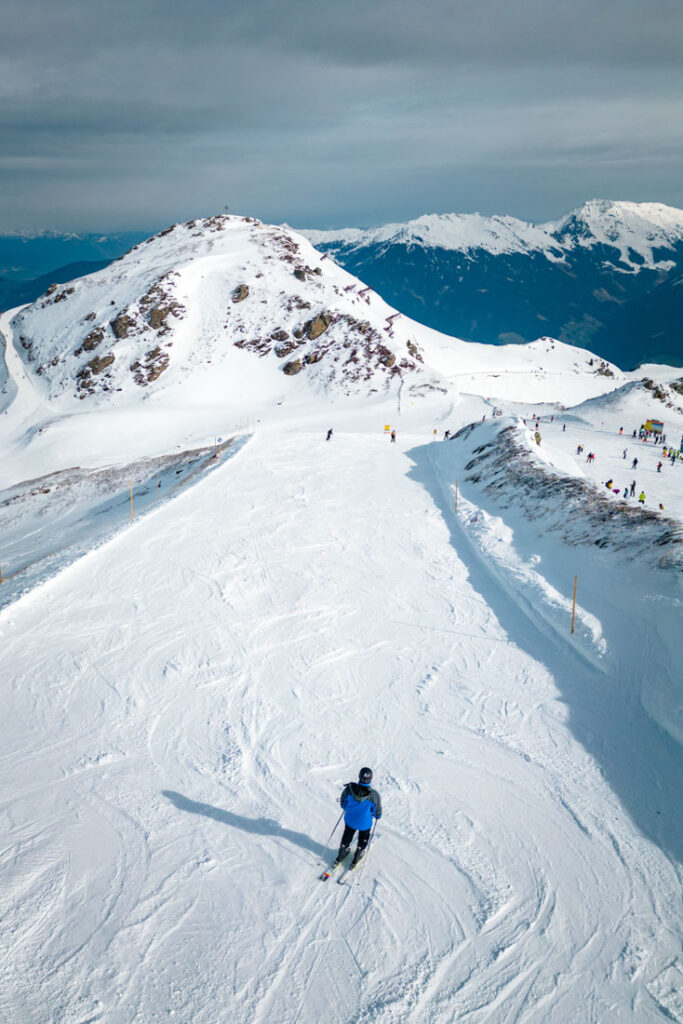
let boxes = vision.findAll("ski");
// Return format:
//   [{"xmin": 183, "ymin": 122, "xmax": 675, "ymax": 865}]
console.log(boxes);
[
  {"xmin": 319, "ymin": 853, "xmax": 350, "ymax": 882},
  {"xmin": 337, "ymin": 860, "xmax": 361, "ymax": 885},
  {"xmin": 337, "ymin": 833, "xmax": 380, "ymax": 885}
]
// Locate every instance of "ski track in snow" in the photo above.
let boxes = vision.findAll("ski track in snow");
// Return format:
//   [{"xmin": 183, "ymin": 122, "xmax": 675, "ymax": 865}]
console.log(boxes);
[{"xmin": 1, "ymin": 428, "xmax": 681, "ymax": 1023}]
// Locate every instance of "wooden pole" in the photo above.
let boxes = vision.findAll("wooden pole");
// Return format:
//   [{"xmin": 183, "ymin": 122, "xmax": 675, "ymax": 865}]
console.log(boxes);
[
  {"xmin": 571, "ymin": 575, "xmax": 577, "ymax": 634},
  {"xmin": 455, "ymin": 480, "xmax": 458, "ymax": 514},
  {"xmin": 0, "ymin": 563, "xmax": 3, "ymax": 584},
  {"xmin": 130, "ymin": 479, "xmax": 134, "ymax": 522}
]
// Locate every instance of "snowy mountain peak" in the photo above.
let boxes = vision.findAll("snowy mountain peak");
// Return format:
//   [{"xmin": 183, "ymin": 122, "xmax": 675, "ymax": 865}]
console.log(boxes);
[
  {"xmin": 306, "ymin": 212, "xmax": 563, "ymax": 258},
  {"xmin": 306, "ymin": 199, "xmax": 683, "ymax": 272},
  {"xmin": 547, "ymin": 199, "xmax": 683, "ymax": 269},
  {"xmin": 10, "ymin": 215, "xmax": 444, "ymax": 408}
]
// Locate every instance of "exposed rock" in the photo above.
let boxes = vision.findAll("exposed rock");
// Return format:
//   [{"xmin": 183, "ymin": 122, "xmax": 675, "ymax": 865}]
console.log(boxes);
[
  {"xmin": 232, "ymin": 284, "xmax": 249, "ymax": 303},
  {"xmin": 271, "ymin": 329, "xmax": 289, "ymax": 342},
  {"xmin": 84, "ymin": 311, "xmax": 96, "ymax": 322},
  {"xmin": 292, "ymin": 327, "xmax": 305, "ymax": 339},
  {"xmin": 407, "ymin": 340, "xmax": 423, "ymax": 362},
  {"xmin": 111, "ymin": 314, "xmax": 136, "ymax": 339},
  {"xmin": 283, "ymin": 359, "xmax": 302, "ymax": 375},
  {"xmin": 305, "ymin": 313, "xmax": 332, "ymax": 340},
  {"xmin": 45, "ymin": 284, "xmax": 58, "ymax": 296},
  {"xmin": 294, "ymin": 269, "xmax": 308, "ymax": 282},
  {"xmin": 131, "ymin": 345, "xmax": 171, "ymax": 386},
  {"xmin": 82, "ymin": 327, "xmax": 105, "ymax": 352},
  {"xmin": 138, "ymin": 278, "xmax": 186, "ymax": 333},
  {"xmin": 88, "ymin": 353, "xmax": 115, "ymax": 375},
  {"xmin": 274, "ymin": 339, "xmax": 301, "ymax": 358},
  {"xmin": 305, "ymin": 350, "xmax": 323, "ymax": 364},
  {"xmin": 274, "ymin": 341, "xmax": 297, "ymax": 358},
  {"xmin": 381, "ymin": 351, "xmax": 396, "ymax": 367}
]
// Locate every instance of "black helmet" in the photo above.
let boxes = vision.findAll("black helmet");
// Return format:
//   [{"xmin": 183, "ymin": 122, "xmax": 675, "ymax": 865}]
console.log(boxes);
[{"xmin": 358, "ymin": 767, "xmax": 373, "ymax": 785}]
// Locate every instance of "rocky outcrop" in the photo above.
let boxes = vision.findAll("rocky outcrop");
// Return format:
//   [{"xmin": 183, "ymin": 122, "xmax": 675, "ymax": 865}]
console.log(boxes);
[
  {"xmin": 232, "ymin": 284, "xmax": 249, "ymax": 303},
  {"xmin": 82, "ymin": 327, "xmax": 105, "ymax": 352},
  {"xmin": 282, "ymin": 359, "xmax": 302, "ymax": 375},
  {"xmin": 305, "ymin": 313, "xmax": 332, "ymax": 340},
  {"xmin": 111, "ymin": 314, "xmax": 136, "ymax": 339},
  {"xmin": 88, "ymin": 353, "xmax": 115, "ymax": 375},
  {"xmin": 130, "ymin": 346, "xmax": 170, "ymax": 386}
]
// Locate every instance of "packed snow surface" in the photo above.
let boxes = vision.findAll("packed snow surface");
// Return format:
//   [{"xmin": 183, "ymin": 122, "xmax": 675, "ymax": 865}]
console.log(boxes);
[{"xmin": 1, "ymin": 218, "xmax": 682, "ymax": 1023}]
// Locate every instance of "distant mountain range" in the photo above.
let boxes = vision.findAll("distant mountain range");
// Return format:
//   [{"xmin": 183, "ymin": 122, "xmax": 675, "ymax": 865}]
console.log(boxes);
[
  {"xmin": 3, "ymin": 203, "xmax": 683, "ymax": 370},
  {"xmin": 305, "ymin": 200, "xmax": 683, "ymax": 370}
]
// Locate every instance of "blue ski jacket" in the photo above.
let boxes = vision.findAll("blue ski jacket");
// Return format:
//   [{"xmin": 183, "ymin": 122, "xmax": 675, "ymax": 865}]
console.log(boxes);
[{"xmin": 340, "ymin": 782, "xmax": 382, "ymax": 831}]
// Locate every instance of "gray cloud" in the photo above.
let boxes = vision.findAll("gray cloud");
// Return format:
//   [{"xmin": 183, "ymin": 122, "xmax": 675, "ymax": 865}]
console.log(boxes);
[{"xmin": 1, "ymin": 0, "xmax": 682, "ymax": 231}]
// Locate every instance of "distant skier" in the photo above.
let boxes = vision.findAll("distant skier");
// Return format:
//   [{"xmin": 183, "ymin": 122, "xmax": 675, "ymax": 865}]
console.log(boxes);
[
  {"xmin": 639, "ymin": 491, "xmax": 646, "ymax": 505},
  {"xmin": 632, "ymin": 457, "xmax": 638, "ymax": 470},
  {"xmin": 657, "ymin": 461, "xmax": 662, "ymax": 472},
  {"xmin": 622, "ymin": 449, "xmax": 627, "ymax": 459},
  {"xmin": 391, "ymin": 429, "xmax": 396, "ymax": 443},
  {"xmin": 326, "ymin": 428, "xmax": 333, "ymax": 441},
  {"xmin": 334, "ymin": 768, "xmax": 382, "ymax": 869},
  {"xmin": 630, "ymin": 481, "xmax": 636, "ymax": 497}
]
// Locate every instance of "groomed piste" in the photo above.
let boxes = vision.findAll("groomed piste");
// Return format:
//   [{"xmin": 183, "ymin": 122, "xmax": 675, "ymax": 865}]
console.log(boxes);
[{"xmin": 1, "ymin": 217, "xmax": 681, "ymax": 1023}]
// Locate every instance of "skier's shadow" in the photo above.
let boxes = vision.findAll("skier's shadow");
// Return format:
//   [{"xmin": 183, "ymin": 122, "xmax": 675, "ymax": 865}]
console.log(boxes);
[{"xmin": 162, "ymin": 790, "xmax": 326, "ymax": 857}]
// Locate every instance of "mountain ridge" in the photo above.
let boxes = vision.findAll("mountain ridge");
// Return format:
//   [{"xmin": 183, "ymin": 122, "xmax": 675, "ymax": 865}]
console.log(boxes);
[{"xmin": 304, "ymin": 200, "xmax": 683, "ymax": 369}]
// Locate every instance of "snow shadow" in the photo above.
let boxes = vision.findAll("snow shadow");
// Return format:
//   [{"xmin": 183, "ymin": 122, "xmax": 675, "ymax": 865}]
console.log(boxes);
[
  {"xmin": 405, "ymin": 442, "xmax": 683, "ymax": 866},
  {"xmin": 162, "ymin": 790, "xmax": 326, "ymax": 857}
]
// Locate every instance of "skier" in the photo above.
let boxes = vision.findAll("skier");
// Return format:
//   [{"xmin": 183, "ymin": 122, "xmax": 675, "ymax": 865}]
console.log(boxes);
[
  {"xmin": 391, "ymin": 429, "xmax": 396, "ymax": 443},
  {"xmin": 657, "ymin": 461, "xmax": 662, "ymax": 472},
  {"xmin": 326, "ymin": 428, "xmax": 333, "ymax": 441},
  {"xmin": 630, "ymin": 480, "xmax": 636, "ymax": 497},
  {"xmin": 334, "ymin": 768, "xmax": 382, "ymax": 869},
  {"xmin": 639, "ymin": 491, "xmax": 646, "ymax": 505},
  {"xmin": 632, "ymin": 457, "xmax": 638, "ymax": 470}
]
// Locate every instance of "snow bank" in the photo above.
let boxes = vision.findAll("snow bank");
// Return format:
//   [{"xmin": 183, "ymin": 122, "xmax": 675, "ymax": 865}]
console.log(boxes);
[
  {"xmin": 429, "ymin": 417, "xmax": 683, "ymax": 745},
  {"xmin": 446, "ymin": 487, "xmax": 607, "ymax": 668},
  {"xmin": 451, "ymin": 419, "xmax": 683, "ymax": 571}
]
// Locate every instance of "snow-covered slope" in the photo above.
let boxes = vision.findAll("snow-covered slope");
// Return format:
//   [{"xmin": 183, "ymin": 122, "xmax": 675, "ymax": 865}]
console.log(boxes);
[
  {"xmin": 2, "ymin": 214, "xmax": 682, "ymax": 1024},
  {"xmin": 0, "ymin": 216, "xmax": 629, "ymax": 492},
  {"xmin": 11, "ymin": 214, "xmax": 442, "ymax": 407},
  {"xmin": 1, "ymin": 411, "xmax": 681, "ymax": 1023}
]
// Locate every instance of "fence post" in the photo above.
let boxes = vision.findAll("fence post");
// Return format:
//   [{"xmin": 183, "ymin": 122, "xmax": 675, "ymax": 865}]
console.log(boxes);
[
  {"xmin": 571, "ymin": 575, "xmax": 577, "ymax": 634},
  {"xmin": 0, "ymin": 563, "xmax": 3, "ymax": 584}
]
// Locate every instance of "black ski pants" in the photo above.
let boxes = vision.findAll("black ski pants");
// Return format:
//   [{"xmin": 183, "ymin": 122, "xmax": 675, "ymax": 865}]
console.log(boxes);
[{"xmin": 339, "ymin": 823, "xmax": 370, "ymax": 854}]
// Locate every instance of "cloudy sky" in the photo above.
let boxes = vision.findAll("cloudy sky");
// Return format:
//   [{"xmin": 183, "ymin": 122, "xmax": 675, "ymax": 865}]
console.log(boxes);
[{"xmin": 2, "ymin": 0, "xmax": 682, "ymax": 232}]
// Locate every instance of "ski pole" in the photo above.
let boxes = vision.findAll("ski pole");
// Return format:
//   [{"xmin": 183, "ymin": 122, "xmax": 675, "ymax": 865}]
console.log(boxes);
[
  {"xmin": 321, "ymin": 810, "xmax": 344, "ymax": 859},
  {"xmin": 357, "ymin": 818, "xmax": 377, "ymax": 881}
]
